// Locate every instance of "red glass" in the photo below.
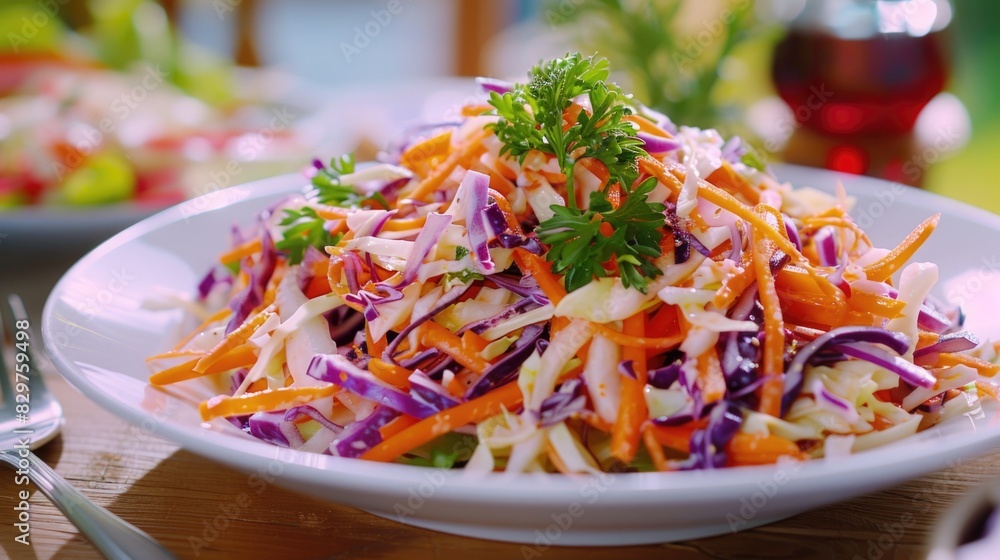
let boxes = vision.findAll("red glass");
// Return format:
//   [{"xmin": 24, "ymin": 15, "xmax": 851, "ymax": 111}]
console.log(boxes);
[{"xmin": 772, "ymin": 29, "xmax": 948, "ymax": 136}]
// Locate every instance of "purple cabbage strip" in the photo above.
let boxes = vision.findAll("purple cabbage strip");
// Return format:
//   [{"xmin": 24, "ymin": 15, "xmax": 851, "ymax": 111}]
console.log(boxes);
[
  {"xmin": 618, "ymin": 360, "xmax": 638, "ymax": 380},
  {"xmin": 811, "ymin": 380, "xmax": 855, "ymax": 418},
  {"xmin": 459, "ymin": 296, "xmax": 541, "ymax": 335},
  {"xmin": 401, "ymin": 212, "xmax": 452, "ymax": 285},
  {"xmin": 637, "ymin": 132, "xmax": 682, "ymax": 154},
  {"xmin": 812, "ymin": 227, "xmax": 838, "ymax": 267},
  {"xmin": 332, "ymin": 406, "xmax": 398, "ymax": 458},
  {"xmin": 341, "ymin": 251, "xmax": 363, "ymax": 294},
  {"xmin": 783, "ymin": 326, "xmax": 913, "ymax": 411},
  {"xmin": 647, "ymin": 361, "xmax": 682, "ymax": 389},
  {"xmin": 283, "ymin": 405, "xmax": 344, "ymax": 434},
  {"xmin": 831, "ymin": 342, "xmax": 936, "ymax": 388},
  {"xmin": 466, "ymin": 324, "xmax": 547, "ymax": 399},
  {"xmin": 477, "ymin": 77, "xmax": 513, "ymax": 95},
  {"xmin": 783, "ymin": 215, "xmax": 802, "ymax": 252},
  {"xmin": 409, "ymin": 370, "xmax": 461, "ymax": 413},
  {"xmin": 728, "ymin": 222, "xmax": 744, "ymax": 262},
  {"xmin": 539, "ymin": 379, "xmax": 587, "ymax": 427},
  {"xmin": 484, "ymin": 203, "xmax": 508, "ymax": 238},
  {"xmin": 917, "ymin": 304, "xmax": 953, "ymax": 334},
  {"xmin": 398, "ymin": 348, "xmax": 441, "ymax": 370},
  {"xmin": 496, "ymin": 232, "xmax": 544, "ymax": 254},
  {"xmin": 248, "ymin": 411, "xmax": 305, "ymax": 449},
  {"xmin": 913, "ymin": 331, "xmax": 979, "ymax": 365},
  {"xmin": 344, "ymin": 284, "xmax": 404, "ymax": 322},
  {"xmin": 226, "ymin": 231, "xmax": 277, "ymax": 334},
  {"xmin": 197, "ymin": 268, "xmax": 231, "ymax": 300},
  {"xmin": 307, "ymin": 354, "xmax": 438, "ymax": 418},
  {"xmin": 484, "ymin": 274, "xmax": 548, "ymax": 302},
  {"xmin": 680, "ymin": 401, "xmax": 743, "ymax": 470},
  {"xmin": 460, "ymin": 171, "xmax": 496, "ymax": 273},
  {"xmin": 382, "ymin": 283, "xmax": 470, "ymax": 365}
]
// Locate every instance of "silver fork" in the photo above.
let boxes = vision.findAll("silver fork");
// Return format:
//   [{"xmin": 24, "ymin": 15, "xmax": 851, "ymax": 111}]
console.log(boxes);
[{"xmin": 0, "ymin": 294, "xmax": 177, "ymax": 559}]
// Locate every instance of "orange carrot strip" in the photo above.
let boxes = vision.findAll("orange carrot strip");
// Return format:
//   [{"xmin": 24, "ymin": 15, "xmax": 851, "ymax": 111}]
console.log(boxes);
[
  {"xmin": 753, "ymin": 222, "xmax": 785, "ymax": 418},
  {"xmin": 513, "ymin": 249, "xmax": 566, "ymax": 305},
  {"xmin": 625, "ymin": 114, "xmax": 673, "ymax": 137},
  {"xmin": 150, "ymin": 346, "xmax": 259, "ymax": 386},
  {"xmin": 846, "ymin": 290, "xmax": 906, "ymax": 319},
  {"xmin": 461, "ymin": 104, "xmax": 493, "ymax": 117},
  {"xmin": 726, "ymin": 433, "xmax": 806, "ymax": 466},
  {"xmin": 361, "ymin": 382, "xmax": 524, "ymax": 462},
  {"xmin": 863, "ymin": 214, "xmax": 940, "ymax": 282},
  {"xmin": 407, "ymin": 129, "xmax": 490, "ymax": 202},
  {"xmin": 366, "ymin": 323, "xmax": 388, "ymax": 359},
  {"xmin": 976, "ymin": 381, "xmax": 999, "ymax": 401},
  {"xmin": 706, "ymin": 162, "xmax": 760, "ymax": 205},
  {"xmin": 378, "ymin": 414, "xmax": 420, "ymax": 440},
  {"xmin": 642, "ymin": 424, "xmax": 671, "ymax": 472},
  {"xmin": 935, "ymin": 353, "xmax": 1000, "ymax": 377},
  {"xmin": 199, "ymin": 385, "xmax": 338, "ymax": 421},
  {"xmin": 195, "ymin": 309, "xmax": 274, "ymax": 373},
  {"xmin": 696, "ymin": 348, "xmax": 726, "ymax": 405},
  {"xmin": 611, "ymin": 312, "xmax": 649, "ymax": 464},
  {"xmin": 648, "ymin": 421, "xmax": 705, "ymax": 453},
  {"xmin": 381, "ymin": 215, "xmax": 427, "ymax": 232},
  {"xmin": 399, "ymin": 130, "xmax": 452, "ymax": 173},
  {"xmin": 218, "ymin": 238, "xmax": 262, "ymax": 265},
  {"xmin": 171, "ymin": 308, "xmax": 232, "ymax": 351},
  {"xmin": 420, "ymin": 321, "xmax": 491, "ymax": 374},
  {"xmin": 712, "ymin": 254, "xmax": 755, "ymax": 309},
  {"xmin": 146, "ymin": 348, "xmax": 206, "ymax": 362},
  {"xmin": 917, "ymin": 331, "xmax": 940, "ymax": 349},
  {"xmin": 461, "ymin": 330, "xmax": 489, "ymax": 355},
  {"xmin": 592, "ymin": 323, "xmax": 683, "ymax": 350},
  {"xmin": 368, "ymin": 358, "xmax": 412, "ymax": 390}
]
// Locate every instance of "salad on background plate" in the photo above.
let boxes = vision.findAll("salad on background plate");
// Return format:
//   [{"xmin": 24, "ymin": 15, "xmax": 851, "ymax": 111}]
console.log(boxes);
[{"xmin": 147, "ymin": 54, "xmax": 998, "ymax": 474}]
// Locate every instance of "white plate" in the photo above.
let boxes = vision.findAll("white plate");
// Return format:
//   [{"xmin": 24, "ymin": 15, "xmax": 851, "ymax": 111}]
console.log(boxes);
[{"xmin": 42, "ymin": 166, "xmax": 1000, "ymax": 546}]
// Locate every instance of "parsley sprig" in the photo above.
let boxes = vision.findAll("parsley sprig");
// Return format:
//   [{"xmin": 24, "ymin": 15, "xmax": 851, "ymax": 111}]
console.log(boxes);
[
  {"xmin": 537, "ymin": 177, "xmax": 665, "ymax": 293},
  {"xmin": 488, "ymin": 53, "xmax": 646, "ymax": 210},
  {"xmin": 310, "ymin": 153, "xmax": 388, "ymax": 209},
  {"xmin": 275, "ymin": 207, "xmax": 342, "ymax": 265}
]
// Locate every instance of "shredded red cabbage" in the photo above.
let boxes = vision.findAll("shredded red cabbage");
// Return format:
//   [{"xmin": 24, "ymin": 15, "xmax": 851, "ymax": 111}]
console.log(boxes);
[
  {"xmin": 460, "ymin": 171, "xmax": 495, "ymax": 273},
  {"xmin": 539, "ymin": 379, "xmax": 587, "ymax": 427},
  {"xmin": 681, "ymin": 401, "xmax": 743, "ymax": 470},
  {"xmin": 637, "ymin": 132, "xmax": 682, "ymax": 154},
  {"xmin": 307, "ymin": 354, "xmax": 438, "ymax": 418},
  {"xmin": 466, "ymin": 324, "xmax": 547, "ymax": 399},
  {"xmin": 408, "ymin": 370, "xmax": 461, "ymax": 412},
  {"xmin": 913, "ymin": 331, "xmax": 979, "ymax": 365},
  {"xmin": 226, "ymin": 231, "xmax": 277, "ymax": 334},
  {"xmin": 332, "ymin": 406, "xmax": 398, "ymax": 458},
  {"xmin": 402, "ymin": 212, "xmax": 452, "ymax": 285},
  {"xmin": 248, "ymin": 411, "xmax": 305, "ymax": 448},
  {"xmin": 284, "ymin": 405, "xmax": 344, "ymax": 434}
]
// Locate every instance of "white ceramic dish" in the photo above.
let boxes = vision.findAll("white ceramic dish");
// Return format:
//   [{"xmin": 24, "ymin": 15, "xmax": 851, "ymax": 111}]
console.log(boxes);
[{"xmin": 42, "ymin": 165, "xmax": 1000, "ymax": 546}]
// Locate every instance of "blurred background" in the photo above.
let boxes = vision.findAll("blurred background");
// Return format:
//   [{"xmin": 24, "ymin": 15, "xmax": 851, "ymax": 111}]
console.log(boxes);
[{"xmin": 0, "ymin": 0, "xmax": 996, "ymax": 254}]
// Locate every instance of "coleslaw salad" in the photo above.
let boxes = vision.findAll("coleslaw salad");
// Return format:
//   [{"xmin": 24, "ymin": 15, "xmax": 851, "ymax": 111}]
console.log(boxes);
[{"xmin": 147, "ymin": 54, "xmax": 1000, "ymax": 473}]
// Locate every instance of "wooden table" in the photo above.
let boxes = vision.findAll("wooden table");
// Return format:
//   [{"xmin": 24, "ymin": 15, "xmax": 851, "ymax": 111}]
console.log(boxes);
[{"xmin": 2, "ymin": 247, "xmax": 1000, "ymax": 560}]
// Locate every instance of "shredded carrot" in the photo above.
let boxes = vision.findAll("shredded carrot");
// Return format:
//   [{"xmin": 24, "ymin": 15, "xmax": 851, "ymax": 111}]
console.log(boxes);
[
  {"xmin": 366, "ymin": 323, "xmax": 387, "ymax": 358},
  {"xmin": 150, "ymin": 346, "xmax": 258, "ymax": 386},
  {"xmin": 362, "ymin": 382, "xmax": 524, "ymax": 462},
  {"xmin": 368, "ymin": 359, "xmax": 412, "ymax": 390},
  {"xmin": 218, "ymin": 238, "xmax": 262, "ymax": 265},
  {"xmin": 706, "ymin": 162, "xmax": 760, "ymax": 205},
  {"xmin": 378, "ymin": 414, "xmax": 420, "ymax": 440},
  {"xmin": 199, "ymin": 385, "xmax": 338, "ymax": 421},
  {"xmin": 696, "ymin": 348, "xmax": 726, "ymax": 405},
  {"xmin": 592, "ymin": 323, "xmax": 683, "ymax": 350},
  {"xmin": 917, "ymin": 331, "xmax": 940, "ymax": 349},
  {"xmin": 935, "ymin": 353, "xmax": 1000, "ymax": 377},
  {"xmin": 863, "ymin": 214, "xmax": 940, "ymax": 282},
  {"xmin": 399, "ymin": 130, "xmax": 452, "ymax": 174},
  {"xmin": 578, "ymin": 157, "xmax": 610, "ymax": 187},
  {"xmin": 752, "ymin": 220, "xmax": 785, "ymax": 418},
  {"xmin": 513, "ymin": 249, "xmax": 566, "ymax": 305},
  {"xmin": 420, "ymin": 321, "xmax": 491, "ymax": 374},
  {"xmin": 712, "ymin": 254, "xmax": 755, "ymax": 309},
  {"xmin": 461, "ymin": 330, "xmax": 489, "ymax": 355},
  {"xmin": 726, "ymin": 433, "xmax": 807, "ymax": 466},
  {"xmin": 146, "ymin": 348, "xmax": 206, "ymax": 362},
  {"xmin": 611, "ymin": 312, "xmax": 648, "ymax": 464},
  {"xmin": 975, "ymin": 381, "xmax": 999, "ymax": 400},
  {"xmin": 625, "ymin": 114, "xmax": 673, "ymax": 137},
  {"xmin": 195, "ymin": 309, "xmax": 274, "ymax": 373},
  {"xmin": 381, "ymin": 214, "xmax": 428, "ymax": 232},
  {"xmin": 642, "ymin": 424, "xmax": 671, "ymax": 472},
  {"xmin": 406, "ymin": 129, "xmax": 490, "ymax": 202},
  {"xmin": 460, "ymin": 104, "xmax": 493, "ymax": 117},
  {"xmin": 647, "ymin": 421, "xmax": 705, "ymax": 453},
  {"xmin": 846, "ymin": 290, "xmax": 906, "ymax": 319}
]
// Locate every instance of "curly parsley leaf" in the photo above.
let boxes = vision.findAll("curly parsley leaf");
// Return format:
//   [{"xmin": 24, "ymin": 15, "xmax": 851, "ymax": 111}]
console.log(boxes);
[
  {"xmin": 487, "ymin": 53, "xmax": 647, "ymax": 209},
  {"xmin": 537, "ymin": 177, "xmax": 665, "ymax": 293},
  {"xmin": 310, "ymin": 153, "xmax": 388, "ymax": 209},
  {"xmin": 275, "ymin": 207, "xmax": 342, "ymax": 265}
]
